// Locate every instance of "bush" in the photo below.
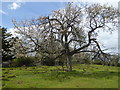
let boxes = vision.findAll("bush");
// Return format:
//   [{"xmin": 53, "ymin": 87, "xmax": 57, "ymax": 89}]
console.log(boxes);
[
  {"xmin": 11, "ymin": 56, "xmax": 35, "ymax": 67},
  {"xmin": 42, "ymin": 56, "xmax": 55, "ymax": 66},
  {"xmin": 93, "ymin": 60, "xmax": 103, "ymax": 65},
  {"xmin": 2, "ymin": 62, "xmax": 10, "ymax": 68},
  {"xmin": 41, "ymin": 56, "xmax": 64, "ymax": 66},
  {"xmin": 93, "ymin": 59, "xmax": 120, "ymax": 67}
]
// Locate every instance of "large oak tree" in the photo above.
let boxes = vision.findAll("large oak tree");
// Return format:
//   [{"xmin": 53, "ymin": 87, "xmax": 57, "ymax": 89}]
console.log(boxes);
[{"xmin": 13, "ymin": 3, "xmax": 118, "ymax": 71}]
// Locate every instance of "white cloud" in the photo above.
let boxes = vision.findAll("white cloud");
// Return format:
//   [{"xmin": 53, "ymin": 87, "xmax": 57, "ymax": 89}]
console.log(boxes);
[
  {"xmin": 8, "ymin": 0, "xmax": 25, "ymax": 10},
  {"xmin": 8, "ymin": 2, "xmax": 21, "ymax": 10},
  {"xmin": 98, "ymin": 30, "xmax": 118, "ymax": 53},
  {"xmin": 0, "ymin": 10, "xmax": 7, "ymax": 14}
]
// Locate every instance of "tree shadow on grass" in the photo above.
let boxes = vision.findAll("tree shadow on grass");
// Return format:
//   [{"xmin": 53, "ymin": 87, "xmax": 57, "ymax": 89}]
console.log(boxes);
[
  {"xmin": 45, "ymin": 70, "xmax": 119, "ymax": 81},
  {"xmin": 57, "ymin": 70, "xmax": 119, "ymax": 79}
]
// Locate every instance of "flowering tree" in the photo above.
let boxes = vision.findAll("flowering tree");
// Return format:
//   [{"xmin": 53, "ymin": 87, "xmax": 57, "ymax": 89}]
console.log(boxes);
[{"xmin": 13, "ymin": 3, "xmax": 118, "ymax": 71}]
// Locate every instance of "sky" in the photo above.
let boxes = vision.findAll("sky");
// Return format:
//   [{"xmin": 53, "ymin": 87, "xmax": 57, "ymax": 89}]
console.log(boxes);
[
  {"xmin": 1, "ymin": 2, "xmax": 67, "ymax": 29},
  {"xmin": 0, "ymin": 0, "xmax": 119, "ymax": 54}
]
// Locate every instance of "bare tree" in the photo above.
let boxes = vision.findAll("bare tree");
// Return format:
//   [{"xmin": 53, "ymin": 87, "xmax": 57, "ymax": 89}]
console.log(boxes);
[{"xmin": 13, "ymin": 3, "xmax": 118, "ymax": 71}]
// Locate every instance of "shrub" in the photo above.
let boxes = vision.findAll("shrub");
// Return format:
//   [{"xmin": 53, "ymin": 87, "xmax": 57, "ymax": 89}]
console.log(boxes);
[
  {"xmin": 11, "ymin": 56, "xmax": 35, "ymax": 67},
  {"xmin": 93, "ymin": 60, "xmax": 103, "ymax": 65},
  {"xmin": 2, "ymin": 62, "xmax": 10, "ymax": 68},
  {"xmin": 41, "ymin": 56, "xmax": 63, "ymax": 66},
  {"xmin": 42, "ymin": 56, "xmax": 55, "ymax": 66}
]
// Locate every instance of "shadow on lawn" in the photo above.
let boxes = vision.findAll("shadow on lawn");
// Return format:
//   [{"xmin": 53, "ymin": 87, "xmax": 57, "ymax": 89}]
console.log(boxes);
[
  {"xmin": 45, "ymin": 70, "xmax": 119, "ymax": 81},
  {"xmin": 2, "ymin": 66, "xmax": 119, "ymax": 82}
]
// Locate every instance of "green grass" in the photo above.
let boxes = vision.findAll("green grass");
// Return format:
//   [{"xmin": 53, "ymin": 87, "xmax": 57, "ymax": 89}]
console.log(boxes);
[{"xmin": 2, "ymin": 64, "xmax": 120, "ymax": 88}]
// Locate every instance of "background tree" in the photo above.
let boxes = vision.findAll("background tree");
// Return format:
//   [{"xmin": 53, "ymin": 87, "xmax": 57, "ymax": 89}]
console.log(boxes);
[{"xmin": 1, "ymin": 26, "xmax": 15, "ymax": 62}]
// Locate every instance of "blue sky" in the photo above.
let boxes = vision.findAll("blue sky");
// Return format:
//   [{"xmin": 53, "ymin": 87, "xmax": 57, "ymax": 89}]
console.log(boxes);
[
  {"xmin": 1, "ymin": 1, "xmax": 118, "ymax": 29},
  {"xmin": 0, "ymin": 1, "xmax": 119, "ymax": 53},
  {"xmin": 1, "ymin": 2, "xmax": 67, "ymax": 29}
]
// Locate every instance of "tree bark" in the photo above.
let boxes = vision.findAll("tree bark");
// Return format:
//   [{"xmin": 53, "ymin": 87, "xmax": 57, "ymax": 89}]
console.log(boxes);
[{"xmin": 67, "ymin": 55, "xmax": 72, "ymax": 72}]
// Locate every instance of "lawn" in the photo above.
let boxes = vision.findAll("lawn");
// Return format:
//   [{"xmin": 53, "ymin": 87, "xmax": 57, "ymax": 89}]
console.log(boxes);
[{"xmin": 1, "ymin": 64, "xmax": 120, "ymax": 88}]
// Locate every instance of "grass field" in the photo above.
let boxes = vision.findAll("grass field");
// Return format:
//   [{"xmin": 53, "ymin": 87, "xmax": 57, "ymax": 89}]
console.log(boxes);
[{"xmin": 1, "ymin": 64, "xmax": 120, "ymax": 88}]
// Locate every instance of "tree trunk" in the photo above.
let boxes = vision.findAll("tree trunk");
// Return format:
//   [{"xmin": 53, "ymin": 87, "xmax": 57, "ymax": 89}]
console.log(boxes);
[
  {"xmin": 55, "ymin": 59, "xmax": 59, "ymax": 72},
  {"xmin": 61, "ymin": 63, "xmax": 64, "ymax": 71},
  {"xmin": 67, "ymin": 55, "xmax": 72, "ymax": 72}
]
